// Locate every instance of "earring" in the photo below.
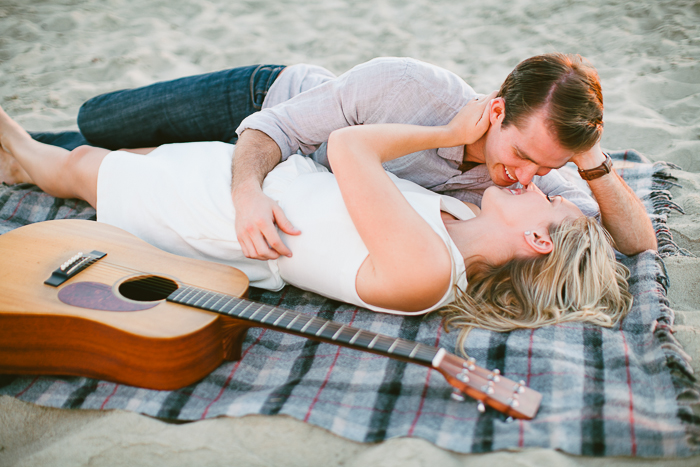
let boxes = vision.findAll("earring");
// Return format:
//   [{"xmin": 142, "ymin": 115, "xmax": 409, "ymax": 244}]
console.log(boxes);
[{"xmin": 524, "ymin": 231, "xmax": 532, "ymax": 236}]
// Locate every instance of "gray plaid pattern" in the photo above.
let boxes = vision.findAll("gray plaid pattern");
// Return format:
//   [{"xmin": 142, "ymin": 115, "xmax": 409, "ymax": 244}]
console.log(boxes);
[{"xmin": 0, "ymin": 150, "xmax": 697, "ymax": 457}]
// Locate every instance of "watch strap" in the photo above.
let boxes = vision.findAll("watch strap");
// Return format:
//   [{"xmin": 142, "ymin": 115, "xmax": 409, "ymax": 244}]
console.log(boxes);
[{"xmin": 578, "ymin": 153, "xmax": 613, "ymax": 181}]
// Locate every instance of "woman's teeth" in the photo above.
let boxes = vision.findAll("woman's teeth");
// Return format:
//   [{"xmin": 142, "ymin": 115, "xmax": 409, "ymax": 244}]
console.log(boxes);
[{"xmin": 505, "ymin": 167, "xmax": 517, "ymax": 182}]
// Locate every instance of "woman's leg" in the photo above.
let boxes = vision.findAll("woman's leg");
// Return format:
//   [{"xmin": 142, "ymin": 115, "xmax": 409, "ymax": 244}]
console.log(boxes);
[
  {"xmin": 77, "ymin": 64, "xmax": 286, "ymax": 149},
  {"xmin": 0, "ymin": 106, "xmax": 108, "ymax": 208}
]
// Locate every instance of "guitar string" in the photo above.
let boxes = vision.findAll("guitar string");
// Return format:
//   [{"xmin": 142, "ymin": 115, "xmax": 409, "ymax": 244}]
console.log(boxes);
[
  {"xmin": 72, "ymin": 260, "xmax": 237, "ymax": 296},
  {"xmin": 53, "ymin": 259, "xmax": 517, "ymax": 400},
  {"xmin": 62, "ymin": 260, "xmax": 436, "ymax": 360}
]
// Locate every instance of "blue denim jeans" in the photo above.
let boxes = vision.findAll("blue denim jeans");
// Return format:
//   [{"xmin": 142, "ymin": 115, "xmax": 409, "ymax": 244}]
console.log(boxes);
[{"xmin": 76, "ymin": 64, "xmax": 286, "ymax": 149}]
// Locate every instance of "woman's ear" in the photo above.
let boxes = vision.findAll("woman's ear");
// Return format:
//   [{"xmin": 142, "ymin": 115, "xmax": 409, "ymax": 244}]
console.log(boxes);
[{"xmin": 524, "ymin": 229, "xmax": 553, "ymax": 255}]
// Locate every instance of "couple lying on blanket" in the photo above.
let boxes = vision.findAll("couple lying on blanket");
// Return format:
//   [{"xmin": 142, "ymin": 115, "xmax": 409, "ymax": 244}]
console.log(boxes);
[{"xmin": 0, "ymin": 53, "xmax": 655, "ymax": 343}]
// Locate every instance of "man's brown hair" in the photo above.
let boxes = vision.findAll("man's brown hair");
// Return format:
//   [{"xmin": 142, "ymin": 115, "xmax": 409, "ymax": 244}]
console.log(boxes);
[{"xmin": 498, "ymin": 53, "xmax": 604, "ymax": 153}]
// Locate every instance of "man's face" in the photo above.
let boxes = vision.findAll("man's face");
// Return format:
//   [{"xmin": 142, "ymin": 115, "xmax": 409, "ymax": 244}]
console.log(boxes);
[{"xmin": 482, "ymin": 99, "xmax": 574, "ymax": 187}]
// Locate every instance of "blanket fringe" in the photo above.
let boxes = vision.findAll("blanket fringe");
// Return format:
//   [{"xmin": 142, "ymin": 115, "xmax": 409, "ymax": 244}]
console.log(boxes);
[
  {"xmin": 647, "ymin": 162, "xmax": 694, "ymax": 257},
  {"xmin": 645, "ymin": 160, "xmax": 700, "ymax": 449}
]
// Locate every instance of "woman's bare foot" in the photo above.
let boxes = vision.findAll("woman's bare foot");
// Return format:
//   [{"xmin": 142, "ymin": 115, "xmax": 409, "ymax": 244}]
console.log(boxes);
[{"xmin": 0, "ymin": 106, "xmax": 34, "ymax": 184}]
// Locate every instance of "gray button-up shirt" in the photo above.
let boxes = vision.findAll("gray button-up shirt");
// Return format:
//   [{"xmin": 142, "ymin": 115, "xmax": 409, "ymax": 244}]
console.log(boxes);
[{"xmin": 238, "ymin": 57, "xmax": 599, "ymax": 217}]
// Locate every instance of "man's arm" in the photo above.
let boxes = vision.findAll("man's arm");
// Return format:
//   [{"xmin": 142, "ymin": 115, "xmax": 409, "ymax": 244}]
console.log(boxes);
[
  {"xmin": 572, "ymin": 143, "xmax": 657, "ymax": 255},
  {"xmin": 231, "ymin": 129, "xmax": 300, "ymax": 260}
]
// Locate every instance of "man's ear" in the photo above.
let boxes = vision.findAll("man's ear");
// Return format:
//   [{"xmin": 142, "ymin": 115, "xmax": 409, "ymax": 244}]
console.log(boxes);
[
  {"xmin": 490, "ymin": 97, "xmax": 506, "ymax": 125},
  {"xmin": 524, "ymin": 228, "xmax": 553, "ymax": 255}
]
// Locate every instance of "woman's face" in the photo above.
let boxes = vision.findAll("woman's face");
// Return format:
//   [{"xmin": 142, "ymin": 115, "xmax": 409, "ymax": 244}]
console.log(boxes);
[{"xmin": 481, "ymin": 183, "xmax": 584, "ymax": 233}]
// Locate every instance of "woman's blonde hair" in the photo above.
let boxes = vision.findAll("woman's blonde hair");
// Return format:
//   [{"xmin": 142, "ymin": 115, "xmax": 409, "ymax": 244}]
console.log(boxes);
[{"xmin": 442, "ymin": 216, "xmax": 633, "ymax": 349}]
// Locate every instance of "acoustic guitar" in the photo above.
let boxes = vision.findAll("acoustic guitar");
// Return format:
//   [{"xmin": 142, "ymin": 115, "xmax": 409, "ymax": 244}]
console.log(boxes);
[{"xmin": 0, "ymin": 219, "xmax": 541, "ymax": 419}]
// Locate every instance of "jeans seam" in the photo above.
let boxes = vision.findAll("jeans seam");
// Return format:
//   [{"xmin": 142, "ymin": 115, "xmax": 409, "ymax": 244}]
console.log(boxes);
[{"xmin": 250, "ymin": 65, "xmax": 284, "ymax": 111}]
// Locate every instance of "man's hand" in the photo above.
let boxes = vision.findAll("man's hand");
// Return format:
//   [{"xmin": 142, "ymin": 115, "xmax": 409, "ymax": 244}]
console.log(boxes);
[
  {"xmin": 231, "ymin": 129, "xmax": 300, "ymax": 260},
  {"xmin": 233, "ymin": 185, "xmax": 300, "ymax": 260},
  {"xmin": 445, "ymin": 90, "xmax": 498, "ymax": 147}
]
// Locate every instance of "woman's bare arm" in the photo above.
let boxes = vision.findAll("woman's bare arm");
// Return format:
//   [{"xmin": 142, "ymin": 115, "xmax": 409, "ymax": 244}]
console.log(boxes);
[{"xmin": 326, "ymin": 95, "xmax": 493, "ymax": 312}]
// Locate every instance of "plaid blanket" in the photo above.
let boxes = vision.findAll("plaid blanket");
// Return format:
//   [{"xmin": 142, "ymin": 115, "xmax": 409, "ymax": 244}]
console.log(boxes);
[{"xmin": 1, "ymin": 137, "xmax": 697, "ymax": 457}]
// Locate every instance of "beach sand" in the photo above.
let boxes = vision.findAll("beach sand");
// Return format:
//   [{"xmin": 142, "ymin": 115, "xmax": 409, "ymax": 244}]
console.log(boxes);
[{"xmin": 1, "ymin": 0, "xmax": 699, "ymax": 465}]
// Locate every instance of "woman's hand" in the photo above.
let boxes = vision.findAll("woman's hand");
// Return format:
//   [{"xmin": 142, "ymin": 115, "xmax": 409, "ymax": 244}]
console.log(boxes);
[{"xmin": 445, "ymin": 90, "xmax": 498, "ymax": 147}]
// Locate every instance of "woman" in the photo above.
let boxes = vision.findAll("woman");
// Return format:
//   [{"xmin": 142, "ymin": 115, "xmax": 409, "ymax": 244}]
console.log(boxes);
[{"xmin": 0, "ymin": 98, "xmax": 632, "ymax": 337}]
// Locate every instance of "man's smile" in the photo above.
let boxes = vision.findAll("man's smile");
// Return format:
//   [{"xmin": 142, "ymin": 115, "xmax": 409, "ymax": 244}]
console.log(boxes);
[{"xmin": 504, "ymin": 166, "xmax": 517, "ymax": 183}]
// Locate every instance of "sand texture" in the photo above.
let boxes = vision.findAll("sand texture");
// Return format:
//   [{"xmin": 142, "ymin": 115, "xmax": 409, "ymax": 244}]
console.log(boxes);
[{"xmin": 1, "ymin": 0, "xmax": 699, "ymax": 465}]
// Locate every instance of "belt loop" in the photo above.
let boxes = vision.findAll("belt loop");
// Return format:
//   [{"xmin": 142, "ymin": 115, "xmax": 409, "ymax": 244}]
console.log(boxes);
[{"xmin": 250, "ymin": 64, "xmax": 264, "ymax": 111}]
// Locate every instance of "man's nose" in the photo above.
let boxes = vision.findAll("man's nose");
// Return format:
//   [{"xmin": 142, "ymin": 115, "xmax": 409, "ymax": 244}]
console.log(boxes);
[
  {"xmin": 536, "ymin": 167, "xmax": 552, "ymax": 177},
  {"xmin": 515, "ymin": 165, "xmax": 539, "ymax": 185}
]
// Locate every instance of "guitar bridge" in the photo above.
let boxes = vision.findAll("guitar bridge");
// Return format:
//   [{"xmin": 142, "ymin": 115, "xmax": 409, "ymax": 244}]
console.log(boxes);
[{"xmin": 45, "ymin": 250, "xmax": 107, "ymax": 287}]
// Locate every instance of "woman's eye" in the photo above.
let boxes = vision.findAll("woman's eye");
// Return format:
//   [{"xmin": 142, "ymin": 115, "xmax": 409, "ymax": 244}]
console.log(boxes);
[{"xmin": 546, "ymin": 194, "xmax": 553, "ymax": 202}]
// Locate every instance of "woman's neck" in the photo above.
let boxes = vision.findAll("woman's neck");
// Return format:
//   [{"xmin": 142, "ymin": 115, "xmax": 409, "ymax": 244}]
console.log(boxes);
[{"xmin": 445, "ymin": 215, "xmax": 515, "ymax": 270}]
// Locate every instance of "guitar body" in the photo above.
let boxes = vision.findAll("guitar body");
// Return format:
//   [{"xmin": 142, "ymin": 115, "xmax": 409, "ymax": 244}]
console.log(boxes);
[{"xmin": 0, "ymin": 219, "xmax": 250, "ymax": 390}]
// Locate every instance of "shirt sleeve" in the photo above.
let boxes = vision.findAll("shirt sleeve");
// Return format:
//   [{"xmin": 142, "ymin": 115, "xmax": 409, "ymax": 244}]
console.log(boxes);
[
  {"xmin": 236, "ymin": 58, "xmax": 414, "ymax": 160},
  {"xmin": 533, "ymin": 168, "xmax": 601, "ymax": 219}
]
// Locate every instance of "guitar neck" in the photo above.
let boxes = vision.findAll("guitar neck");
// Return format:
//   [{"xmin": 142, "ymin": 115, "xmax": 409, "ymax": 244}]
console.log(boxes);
[{"xmin": 168, "ymin": 285, "xmax": 439, "ymax": 367}]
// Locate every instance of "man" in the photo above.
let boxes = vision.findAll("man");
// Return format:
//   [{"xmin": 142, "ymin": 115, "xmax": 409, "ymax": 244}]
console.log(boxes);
[{"xmin": 76, "ymin": 54, "xmax": 656, "ymax": 260}]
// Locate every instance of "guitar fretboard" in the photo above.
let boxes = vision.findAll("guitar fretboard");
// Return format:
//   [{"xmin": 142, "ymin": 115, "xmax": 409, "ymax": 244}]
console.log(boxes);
[{"xmin": 168, "ymin": 285, "xmax": 439, "ymax": 366}]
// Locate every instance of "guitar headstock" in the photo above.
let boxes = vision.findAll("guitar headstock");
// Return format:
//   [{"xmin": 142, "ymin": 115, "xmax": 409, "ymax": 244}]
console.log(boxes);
[{"xmin": 433, "ymin": 349, "xmax": 542, "ymax": 420}]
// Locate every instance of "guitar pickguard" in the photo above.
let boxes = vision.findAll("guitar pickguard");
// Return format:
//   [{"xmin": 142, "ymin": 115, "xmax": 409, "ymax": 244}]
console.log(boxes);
[{"xmin": 57, "ymin": 282, "xmax": 158, "ymax": 312}]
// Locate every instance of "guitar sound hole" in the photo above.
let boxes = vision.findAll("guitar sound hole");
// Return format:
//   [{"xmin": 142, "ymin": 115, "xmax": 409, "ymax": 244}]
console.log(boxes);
[{"xmin": 118, "ymin": 275, "xmax": 178, "ymax": 302}]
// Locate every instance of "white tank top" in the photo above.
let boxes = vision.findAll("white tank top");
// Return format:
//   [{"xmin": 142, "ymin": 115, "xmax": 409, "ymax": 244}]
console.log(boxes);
[{"xmin": 97, "ymin": 142, "xmax": 473, "ymax": 315}]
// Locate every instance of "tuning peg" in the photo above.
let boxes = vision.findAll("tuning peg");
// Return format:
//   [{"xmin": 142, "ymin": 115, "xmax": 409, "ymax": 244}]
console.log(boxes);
[
  {"xmin": 451, "ymin": 389, "xmax": 465, "ymax": 402},
  {"xmin": 513, "ymin": 380, "xmax": 527, "ymax": 394},
  {"xmin": 477, "ymin": 401, "xmax": 486, "ymax": 413},
  {"xmin": 488, "ymin": 369, "xmax": 500, "ymax": 382},
  {"xmin": 456, "ymin": 369, "xmax": 470, "ymax": 383},
  {"xmin": 465, "ymin": 357, "xmax": 476, "ymax": 371},
  {"xmin": 505, "ymin": 416, "xmax": 514, "ymax": 424}
]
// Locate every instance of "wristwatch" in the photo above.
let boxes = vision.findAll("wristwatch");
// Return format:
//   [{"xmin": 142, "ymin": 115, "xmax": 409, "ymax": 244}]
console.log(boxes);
[{"xmin": 578, "ymin": 153, "xmax": 613, "ymax": 181}]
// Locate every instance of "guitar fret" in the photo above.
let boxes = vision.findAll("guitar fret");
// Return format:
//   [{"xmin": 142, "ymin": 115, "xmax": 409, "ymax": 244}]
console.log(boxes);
[
  {"xmin": 414, "ymin": 346, "xmax": 439, "ymax": 364},
  {"xmin": 348, "ymin": 329, "xmax": 362, "ymax": 345},
  {"xmin": 334, "ymin": 326, "xmax": 358, "ymax": 345},
  {"xmin": 285, "ymin": 314, "xmax": 301, "ymax": 330},
  {"xmin": 367, "ymin": 334, "xmax": 380, "ymax": 349},
  {"xmin": 371, "ymin": 335, "xmax": 395, "ymax": 353},
  {"xmin": 199, "ymin": 292, "xmax": 221, "ymax": 309},
  {"xmin": 392, "ymin": 340, "xmax": 416, "ymax": 359},
  {"xmin": 213, "ymin": 296, "xmax": 235, "ymax": 312},
  {"xmin": 222, "ymin": 299, "xmax": 247, "ymax": 317},
  {"xmin": 408, "ymin": 343, "xmax": 421, "ymax": 359},
  {"xmin": 352, "ymin": 331, "xmax": 376, "ymax": 348},
  {"xmin": 299, "ymin": 317, "xmax": 315, "ymax": 333},
  {"xmin": 259, "ymin": 307, "xmax": 277, "ymax": 324},
  {"xmin": 321, "ymin": 322, "xmax": 342, "ymax": 339},
  {"xmin": 178, "ymin": 287, "xmax": 200, "ymax": 304},
  {"xmin": 272, "ymin": 310, "xmax": 288, "ymax": 327},
  {"xmin": 208, "ymin": 294, "xmax": 229, "ymax": 311},
  {"xmin": 304, "ymin": 318, "xmax": 326, "ymax": 336},
  {"xmin": 191, "ymin": 290, "xmax": 210, "ymax": 306},
  {"xmin": 314, "ymin": 321, "xmax": 330, "ymax": 337},
  {"xmin": 246, "ymin": 304, "xmax": 267, "ymax": 321},
  {"xmin": 331, "ymin": 325, "xmax": 346, "ymax": 341},
  {"xmin": 387, "ymin": 339, "xmax": 399, "ymax": 354},
  {"xmin": 277, "ymin": 311, "xmax": 297, "ymax": 328},
  {"xmin": 183, "ymin": 288, "xmax": 206, "ymax": 306},
  {"xmin": 290, "ymin": 315, "xmax": 312, "ymax": 333}
]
